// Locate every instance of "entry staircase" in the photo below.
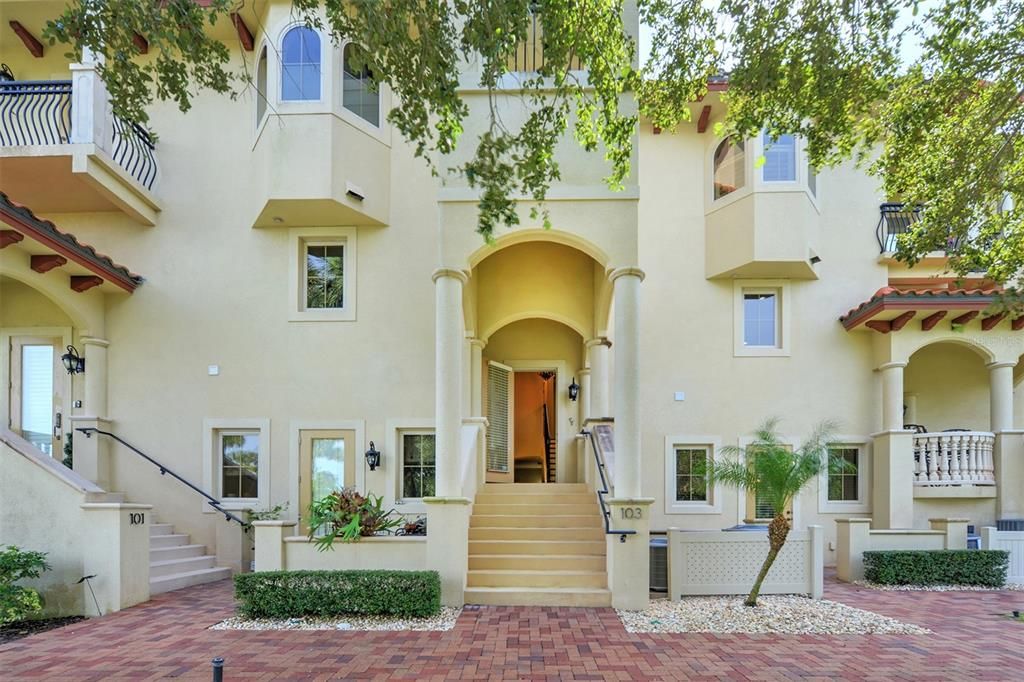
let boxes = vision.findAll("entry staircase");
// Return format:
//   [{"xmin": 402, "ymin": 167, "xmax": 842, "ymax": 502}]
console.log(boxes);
[
  {"xmin": 149, "ymin": 519, "xmax": 231, "ymax": 594},
  {"xmin": 465, "ymin": 482, "xmax": 610, "ymax": 606}
]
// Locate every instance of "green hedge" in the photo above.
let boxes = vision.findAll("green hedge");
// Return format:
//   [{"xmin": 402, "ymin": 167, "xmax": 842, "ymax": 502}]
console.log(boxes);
[
  {"xmin": 863, "ymin": 550, "xmax": 1009, "ymax": 587},
  {"xmin": 233, "ymin": 570, "xmax": 441, "ymax": 618}
]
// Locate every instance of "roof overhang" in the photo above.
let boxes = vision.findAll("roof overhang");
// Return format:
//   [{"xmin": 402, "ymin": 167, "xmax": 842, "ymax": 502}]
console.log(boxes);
[{"xmin": 840, "ymin": 287, "xmax": 1014, "ymax": 333}]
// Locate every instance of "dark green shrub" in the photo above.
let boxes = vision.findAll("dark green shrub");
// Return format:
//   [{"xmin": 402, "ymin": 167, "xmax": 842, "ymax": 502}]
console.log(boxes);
[
  {"xmin": 0, "ymin": 546, "xmax": 51, "ymax": 625},
  {"xmin": 863, "ymin": 550, "xmax": 1009, "ymax": 587},
  {"xmin": 234, "ymin": 570, "xmax": 441, "ymax": 618}
]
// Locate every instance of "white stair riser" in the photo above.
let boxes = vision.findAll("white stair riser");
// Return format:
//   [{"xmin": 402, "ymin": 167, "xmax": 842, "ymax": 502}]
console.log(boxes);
[
  {"xmin": 467, "ymin": 571, "xmax": 607, "ymax": 589},
  {"xmin": 469, "ymin": 527, "xmax": 605, "ymax": 541},
  {"xmin": 150, "ymin": 534, "xmax": 189, "ymax": 548},
  {"xmin": 150, "ymin": 567, "xmax": 231, "ymax": 595},
  {"xmin": 473, "ymin": 503, "xmax": 596, "ymax": 516},
  {"xmin": 479, "ymin": 483, "xmax": 588, "ymax": 494},
  {"xmin": 150, "ymin": 555, "xmax": 216, "ymax": 578},
  {"xmin": 473, "ymin": 493, "xmax": 596, "ymax": 505},
  {"xmin": 470, "ymin": 514, "xmax": 602, "ymax": 528},
  {"xmin": 463, "ymin": 588, "xmax": 611, "ymax": 607},
  {"xmin": 469, "ymin": 540, "xmax": 606, "ymax": 556},
  {"xmin": 468, "ymin": 555, "xmax": 606, "ymax": 571},
  {"xmin": 150, "ymin": 544, "xmax": 206, "ymax": 562},
  {"xmin": 149, "ymin": 524, "xmax": 175, "ymax": 537}
]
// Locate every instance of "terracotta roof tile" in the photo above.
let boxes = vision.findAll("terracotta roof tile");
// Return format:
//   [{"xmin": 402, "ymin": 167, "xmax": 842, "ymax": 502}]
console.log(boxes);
[{"xmin": 840, "ymin": 286, "xmax": 1001, "ymax": 328}]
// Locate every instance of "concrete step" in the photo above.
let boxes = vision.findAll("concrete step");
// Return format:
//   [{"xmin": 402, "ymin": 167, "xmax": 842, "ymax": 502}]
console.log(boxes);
[
  {"xmin": 150, "ymin": 555, "xmax": 216, "ymax": 578},
  {"xmin": 149, "ymin": 523, "xmax": 175, "ymax": 537},
  {"xmin": 464, "ymin": 586, "xmax": 612, "ymax": 607},
  {"xmin": 467, "ymin": 569, "xmax": 607, "ymax": 589},
  {"xmin": 150, "ymin": 566, "xmax": 232, "ymax": 595},
  {"xmin": 472, "ymin": 503, "xmax": 597, "ymax": 516},
  {"xmin": 479, "ymin": 483, "xmax": 588, "ymax": 494},
  {"xmin": 469, "ymin": 540, "xmax": 606, "ymax": 556},
  {"xmin": 469, "ymin": 527, "xmax": 605, "ymax": 542},
  {"xmin": 150, "ymin": 544, "xmax": 207, "ymax": 562},
  {"xmin": 150, "ymin": 533, "xmax": 190, "ymax": 548},
  {"xmin": 468, "ymin": 554, "xmax": 606, "ymax": 572},
  {"xmin": 474, "ymin": 493, "xmax": 596, "ymax": 506},
  {"xmin": 470, "ymin": 514, "xmax": 603, "ymax": 528}
]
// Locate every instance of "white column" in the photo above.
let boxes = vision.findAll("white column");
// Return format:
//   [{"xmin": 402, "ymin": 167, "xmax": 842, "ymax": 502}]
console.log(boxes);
[
  {"xmin": 988, "ymin": 361, "xmax": 1015, "ymax": 433},
  {"xmin": 433, "ymin": 268, "xmax": 467, "ymax": 497},
  {"xmin": 468, "ymin": 337, "xmax": 485, "ymax": 418},
  {"xmin": 610, "ymin": 268, "xmax": 644, "ymax": 498},
  {"xmin": 878, "ymin": 361, "xmax": 906, "ymax": 432},
  {"xmin": 578, "ymin": 368, "xmax": 592, "ymax": 421},
  {"xmin": 69, "ymin": 49, "xmax": 112, "ymax": 153},
  {"xmin": 586, "ymin": 337, "xmax": 610, "ymax": 419},
  {"xmin": 81, "ymin": 336, "xmax": 109, "ymax": 418}
]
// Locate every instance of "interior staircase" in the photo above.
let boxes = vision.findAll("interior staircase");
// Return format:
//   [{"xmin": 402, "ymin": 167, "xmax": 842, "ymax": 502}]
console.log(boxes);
[
  {"xmin": 465, "ymin": 482, "xmax": 610, "ymax": 606},
  {"xmin": 149, "ymin": 520, "xmax": 232, "ymax": 594}
]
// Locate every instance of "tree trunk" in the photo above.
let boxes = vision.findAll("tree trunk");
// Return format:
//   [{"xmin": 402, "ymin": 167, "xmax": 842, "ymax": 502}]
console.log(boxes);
[{"xmin": 744, "ymin": 513, "xmax": 790, "ymax": 607}]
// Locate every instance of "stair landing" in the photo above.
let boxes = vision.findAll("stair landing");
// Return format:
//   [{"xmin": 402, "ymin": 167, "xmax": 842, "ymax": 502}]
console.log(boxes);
[
  {"xmin": 149, "ymin": 522, "xmax": 231, "ymax": 594},
  {"xmin": 465, "ymin": 483, "xmax": 610, "ymax": 607}
]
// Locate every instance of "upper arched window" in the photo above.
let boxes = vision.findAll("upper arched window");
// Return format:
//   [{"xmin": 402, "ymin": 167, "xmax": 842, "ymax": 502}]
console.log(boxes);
[
  {"xmin": 713, "ymin": 138, "xmax": 745, "ymax": 200},
  {"xmin": 281, "ymin": 26, "xmax": 321, "ymax": 101},
  {"xmin": 342, "ymin": 43, "xmax": 379, "ymax": 126},
  {"xmin": 762, "ymin": 132, "xmax": 796, "ymax": 182}
]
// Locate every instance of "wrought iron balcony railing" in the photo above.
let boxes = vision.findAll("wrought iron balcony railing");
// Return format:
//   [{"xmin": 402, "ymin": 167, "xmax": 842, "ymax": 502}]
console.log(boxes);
[
  {"xmin": 876, "ymin": 202, "xmax": 963, "ymax": 255},
  {"xmin": 111, "ymin": 115, "xmax": 158, "ymax": 190}
]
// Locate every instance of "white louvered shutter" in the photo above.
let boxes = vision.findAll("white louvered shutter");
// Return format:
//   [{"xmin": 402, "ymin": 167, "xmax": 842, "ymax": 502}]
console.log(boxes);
[{"xmin": 486, "ymin": 361, "xmax": 514, "ymax": 472}]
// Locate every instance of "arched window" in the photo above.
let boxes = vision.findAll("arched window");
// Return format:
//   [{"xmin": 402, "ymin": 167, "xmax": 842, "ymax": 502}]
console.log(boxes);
[
  {"xmin": 281, "ymin": 26, "xmax": 321, "ymax": 101},
  {"xmin": 255, "ymin": 45, "xmax": 268, "ymax": 124},
  {"xmin": 713, "ymin": 138, "xmax": 745, "ymax": 200},
  {"xmin": 342, "ymin": 43, "xmax": 379, "ymax": 126},
  {"xmin": 762, "ymin": 132, "xmax": 796, "ymax": 182}
]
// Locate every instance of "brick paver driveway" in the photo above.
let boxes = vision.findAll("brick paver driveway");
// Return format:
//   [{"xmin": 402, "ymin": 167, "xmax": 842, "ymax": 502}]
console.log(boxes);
[{"xmin": 1, "ymin": 576, "xmax": 1021, "ymax": 680}]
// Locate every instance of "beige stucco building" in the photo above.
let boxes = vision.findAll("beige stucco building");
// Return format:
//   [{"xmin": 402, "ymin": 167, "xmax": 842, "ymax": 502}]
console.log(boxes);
[{"xmin": 2, "ymin": 1, "xmax": 1023, "ymax": 612}]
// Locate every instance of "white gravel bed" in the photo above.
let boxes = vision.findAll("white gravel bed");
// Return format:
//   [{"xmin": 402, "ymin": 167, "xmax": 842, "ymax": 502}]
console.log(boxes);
[
  {"xmin": 210, "ymin": 607, "xmax": 461, "ymax": 632},
  {"xmin": 618, "ymin": 595, "xmax": 930, "ymax": 635},
  {"xmin": 853, "ymin": 580, "xmax": 1024, "ymax": 592}
]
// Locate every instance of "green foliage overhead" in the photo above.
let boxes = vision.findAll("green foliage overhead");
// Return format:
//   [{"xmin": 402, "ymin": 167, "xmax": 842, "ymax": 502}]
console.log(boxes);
[
  {"xmin": 0, "ymin": 546, "xmax": 51, "ymax": 625},
  {"xmin": 42, "ymin": 1, "xmax": 1024, "ymax": 278},
  {"xmin": 863, "ymin": 550, "xmax": 1009, "ymax": 587},
  {"xmin": 233, "ymin": 569, "xmax": 441, "ymax": 618}
]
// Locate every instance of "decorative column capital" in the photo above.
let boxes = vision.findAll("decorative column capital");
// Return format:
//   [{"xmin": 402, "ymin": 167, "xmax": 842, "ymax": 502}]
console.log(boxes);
[
  {"xmin": 586, "ymin": 337, "xmax": 612, "ymax": 349},
  {"xmin": 466, "ymin": 336, "xmax": 485, "ymax": 349},
  {"xmin": 609, "ymin": 267, "xmax": 645, "ymax": 283},
  {"xmin": 577, "ymin": 368, "xmax": 591, "ymax": 377},
  {"xmin": 876, "ymin": 361, "xmax": 907, "ymax": 372},
  {"xmin": 431, "ymin": 267, "xmax": 469, "ymax": 284},
  {"xmin": 987, "ymin": 361, "xmax": 1016, "ymax": 370},
  {"xmin": 80, "ymin": 336, "xmax": 110, "ymax": 348}
]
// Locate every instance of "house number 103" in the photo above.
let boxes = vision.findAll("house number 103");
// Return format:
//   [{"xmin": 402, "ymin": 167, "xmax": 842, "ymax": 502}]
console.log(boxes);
[{"xmin": 620, "ymin": 507, "xmax": 642, "ymax": 520}]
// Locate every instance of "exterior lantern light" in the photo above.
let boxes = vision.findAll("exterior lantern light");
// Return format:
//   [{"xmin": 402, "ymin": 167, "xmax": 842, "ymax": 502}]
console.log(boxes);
[
  {"xmin": 568, "ymin": 377, "xmax": 580, "ymax": 402},
  {"xmin": 61, "ymin": 345, "xmax": 85, "ymax": 375},
  {"xmin": 365, "ymin": 441, "xmax": 381, "ymax": 471}
]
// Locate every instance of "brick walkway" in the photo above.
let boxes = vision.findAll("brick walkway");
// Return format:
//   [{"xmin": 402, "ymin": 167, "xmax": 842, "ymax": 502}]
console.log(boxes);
[{"xmin": 1, "ymin": 577, "xmax": 1021, "ymax": 681}]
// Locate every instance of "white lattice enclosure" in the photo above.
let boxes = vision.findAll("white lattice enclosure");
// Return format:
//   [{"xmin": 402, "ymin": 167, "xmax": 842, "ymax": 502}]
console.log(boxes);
[
  {"xmin": 982, "ymin": 528, "xmax": 1024, "ymax": 584},
  {"xmin": 667, "ymin": 526, "xmax": 823, "ymax": 600}
]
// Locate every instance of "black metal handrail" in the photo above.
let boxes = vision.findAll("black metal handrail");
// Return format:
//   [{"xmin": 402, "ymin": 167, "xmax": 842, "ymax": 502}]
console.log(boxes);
[
  {"xmin": 507, "ymin": 11, "xmax": 583, "ymax": 73},
  {"xmin": 876, "ymin": 202, "xmax": 963, "ymax": 254},
  {"xmin": 76, "ymin": 427, "xmax": 249, "ymax": 527},
  {"xmin": 580, "ymin": 428, "xmax": 636, "ymax": 543},
  {"xmin": 0, "ymin": 80, "xmax": 72, "ymax": 146},
  {"xmin": 111, "ymin": 115, "xmax": 158, "ymax": 190}
]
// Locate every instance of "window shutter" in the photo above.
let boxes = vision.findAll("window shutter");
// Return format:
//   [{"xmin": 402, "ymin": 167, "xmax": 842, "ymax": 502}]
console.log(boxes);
[{"xmin": 486, "ymin": 361, "xmax": 513, "ymax": 473}]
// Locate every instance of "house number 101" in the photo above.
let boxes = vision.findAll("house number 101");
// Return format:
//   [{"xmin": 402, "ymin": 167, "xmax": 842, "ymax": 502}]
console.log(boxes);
[
  {"xmin": 620, "ymin": 507, "xmax": 642, "ymax": 520},
  {"xmin": 129, "ymin": 512, "xmax": 145, "ymax": 526}
]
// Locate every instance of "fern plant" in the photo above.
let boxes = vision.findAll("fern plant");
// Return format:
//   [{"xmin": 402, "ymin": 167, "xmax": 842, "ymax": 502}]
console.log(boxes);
[
  {"xmin": 307, "ymin": 488, "xmax": 402, "ymax": 551},
  {"xmin": 708, "ymin": 418, "xmax": 845, "ymax": 607}
]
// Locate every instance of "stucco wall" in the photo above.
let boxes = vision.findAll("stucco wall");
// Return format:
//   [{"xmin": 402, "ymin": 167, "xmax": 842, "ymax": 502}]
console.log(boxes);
[
  {"xmin": 0, "ymin": 278, "xmax": 73, "ymax": 327},
  {"xmin": 905, "ymin": 343, "xmax": 990, "ymax": 432}
]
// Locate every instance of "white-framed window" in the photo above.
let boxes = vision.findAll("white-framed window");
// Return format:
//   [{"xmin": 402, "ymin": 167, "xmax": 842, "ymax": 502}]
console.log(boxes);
[
  {"xmin": 737, "ymin": 435, "xmax": 799, "ymax": 525},
  {"xmin": 399, "ymin": 430, "xmax": 436, "ymax": 501},
  {"xmin": 713, "ymin": 137, "xmax": 746, "ymax": 200},
  {"xmin": 342, "ymin": 43, "xmax": 380, "ymax": 127},
  {"xmin": 281, "ymin": 25, "xmax": 322, "ymax": 101},
  {"xmin": 202, "ymin": 418, "xmax": 270, "ymax": 511},
  {"xmin": 818, "ymin": 438, "xmax": 871, "ymax": 514},
  {"xmin": 255, "ymin": 44, "xmax": 268, "ymax": 126},
  {"xmin": 734, "ymin": 280, "xmax": 790, "ymax": 356},
  {"xmin": 762, "ymin": 132, "xmax": 797, "ymax": 182},
  {"xmin": 664, "ymin": 436, "xmax": 721, "ymax": 514},
  {"xmin": 288, "ymin": 227, "xmax": 357, "ymax": 322}
]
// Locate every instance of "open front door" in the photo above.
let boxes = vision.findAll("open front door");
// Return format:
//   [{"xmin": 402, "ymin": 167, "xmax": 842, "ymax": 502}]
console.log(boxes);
[
  {"xmin": 9, "ymin": 337, "xmax": 63, "ymax": 458},
  {"xmin": 485, "ymin": 361, "xmax": 514, "ymax": 483}
]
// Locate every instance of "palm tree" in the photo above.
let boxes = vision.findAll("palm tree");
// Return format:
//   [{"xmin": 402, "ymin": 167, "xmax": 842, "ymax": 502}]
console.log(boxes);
[{"xmin": 709, "ymin": 418, "xmax": 841, "ymax": 607}]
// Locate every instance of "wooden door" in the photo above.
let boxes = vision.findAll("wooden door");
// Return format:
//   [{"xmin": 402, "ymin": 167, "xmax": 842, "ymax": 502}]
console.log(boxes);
[
  {"xmin": 9, "ymin": 337, "xmax": 62, "ymax": 458},
  {"xmin": 485, "ymin": 361, "xmax": 514, "ymax": 483},
  {"xmin": 298, "ymin": 429, "xmax": 356, "ymax": 532}
]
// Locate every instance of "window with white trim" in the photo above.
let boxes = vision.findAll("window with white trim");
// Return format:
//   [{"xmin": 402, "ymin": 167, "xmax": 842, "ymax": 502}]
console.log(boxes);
[
  {"xmin": 674, "ymin": 447, "xmax": 709, "ymax": 502},
  {"xmin": 743, "ymin": 289, "xmax": 779, "ymax": 348},
  {"xmin": 305, "ymin": 243, "xmax": 344, "ymax": 309},
  {"xmin": 219, "ymin": 431, "xmax": 260, "ymax": 499},
  {"xmin": 818, "ymin": 440, "xmax": 871, "ymax": 513},
  {"xmin": 288, "ymin": 228, "xmax": 356, "ymax": 321},
  {"xmin": 762, "ymin": 133, "xmax": 797, "ymax": 182},
  {"xmin": 828, "ymin": 446, "xmax": 860, "ymax": 502},
  {"xmin": 400, "ymin": 430, "xmax": 435, "ymax": 501},
  {"xmin": 734, "ymin": 281, "xmax": 790, "ymax": 357},
  {"xmin": 256, "ymin": 45, "xmax": 268, "ymax": 125},
  {"xmin": 664, "ymin": 436, "xmax": 721, "ymax": 514},
  {"xmin": 342, "ymin": 43, "xmax": 379, "ymax": 127},
  {"xmin": 202, "ymin": 418, "xmax": 270, "ymax": 511},
  {"xmin": 281, "ymin": 26, "xmax": 321, "ymax": 101},
  {"xmin": 713, "ymin": 138, "xmax": 746, "ymax": 200}
]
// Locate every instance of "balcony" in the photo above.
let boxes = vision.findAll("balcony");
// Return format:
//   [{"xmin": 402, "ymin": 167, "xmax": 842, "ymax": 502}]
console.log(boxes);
[
  {"xmin": 876, "ymin": 203, "xmax": 960, "ymax": 263},
  {"xmin": 912, "ymin": 431, "xmax": 997, "ymax": 498},
  {"xmin": 705, "ymin": 190, "xmax": 819, "ymax": 279},
  {"xmin": 0, "ymin": 68, "xmax": 160, "ymax": 225}
]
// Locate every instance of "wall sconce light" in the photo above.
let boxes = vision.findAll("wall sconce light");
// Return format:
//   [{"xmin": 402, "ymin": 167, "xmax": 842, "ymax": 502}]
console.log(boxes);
[
  {"xmin": 568, "ymin": 377, "xmax": 580, "ymax": 402},
  {"xmin": 61, "ymin": 345, "xmax": 85, "ymax": 375},
  {"xmin": 365, "ymin": 441, "xmax": 381, "ymax": 471}
]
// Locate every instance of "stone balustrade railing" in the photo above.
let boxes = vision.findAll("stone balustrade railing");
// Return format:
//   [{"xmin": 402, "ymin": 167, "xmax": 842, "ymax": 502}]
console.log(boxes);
[{"xmin": 913, "ymin": 432, "xmax": 995, "ymax": 486}]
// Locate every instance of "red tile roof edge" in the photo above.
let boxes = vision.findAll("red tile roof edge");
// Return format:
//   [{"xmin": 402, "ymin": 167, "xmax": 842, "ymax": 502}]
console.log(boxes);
[{"xmin": 839, "ymin": 286, "xmax": 1001, "ymax": 329}]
